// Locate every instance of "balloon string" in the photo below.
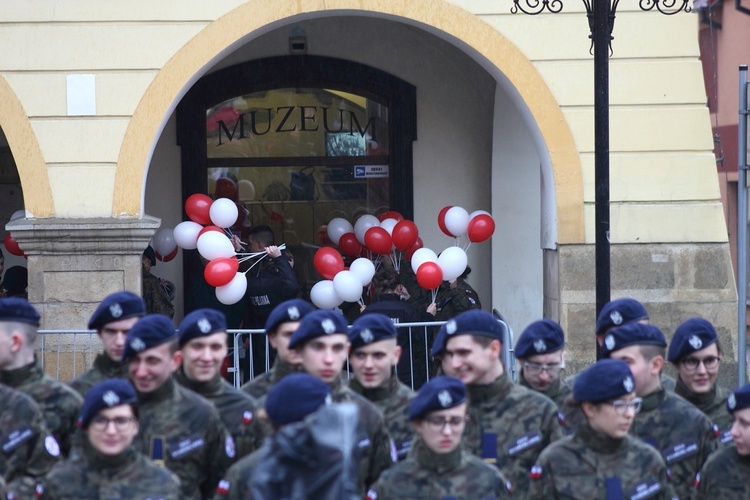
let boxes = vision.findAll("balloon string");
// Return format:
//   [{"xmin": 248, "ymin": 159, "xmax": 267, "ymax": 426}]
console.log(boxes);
[
  {"xmin": 431, "ymin": 288, "xmax": 438, "ymax": 303},
  {"xmin": 238, "ymin": 244, "xmax": 287, "ymax": 274},
  {"xmin": 464, "ymin": 242, "xmax": 472, "ymax": 252}
]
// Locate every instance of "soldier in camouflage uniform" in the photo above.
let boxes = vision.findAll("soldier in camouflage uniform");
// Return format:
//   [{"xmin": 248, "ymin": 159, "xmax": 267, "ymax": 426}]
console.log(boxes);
[
  {"xmin": 528, "ymin": 359, "xmax": 676, "ymax": 499},
  {"xmin": 368, "ymin": 376, "xmax": 512, "ymax": 499},
  {"xmin": 668, "ymin": 317, "xmax": 733, "ymax": 445},
  {"xmin": 0, "ymin": 384, "xmax": 60, "ymax": 498},
  {"xmin": 174, "ymin": 308, "xmax": 263, "ymax": 460},
  {"xmin": 602, "ymin": 322, "xmax": 717, "ymax": 499},
  {"xmin": 434, "ymin": 269, "xmax": 482, "ymax": 321},
  {"xmin": 38, "ymin": 379, "xmax": 181, "ymax": 499},
  {"xmin": 431, "ymin": 310, "xmax": 563, "ymax": 494},
  {"xmin": 0, "ymin": 298, "xmax": 83, "ymax": 457},
  {"xmin": 68, "ymin": 291, "xmax": 145, "ymax": 397},
  {"xmin": 696, "ymin": 383, "xmax": 750, "ymax": 498},
  {"xmin": 289, "ymin": 309, "xmax": 394, "ymax": 492},
  {"xmin": 240, "ymin": 298, "xmax": 314, "ymax": 403},
  {"xmin": 124, "ymin": 314, "xmax": 235, "ymax": 499}
]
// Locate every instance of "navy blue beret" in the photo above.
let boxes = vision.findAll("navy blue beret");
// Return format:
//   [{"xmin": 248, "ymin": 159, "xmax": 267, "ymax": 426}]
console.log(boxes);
[
  {"xmin": 88, "ymin": 291, "xmax": 146, "ymax": 330},
  {"xmin": 602, "ymin": 322, "xmax": 666, "ymax": 357},
  {"xmin": 409, "ymin": 376, "xmax": 467, "ymax": 421},
  {"xmin": 667, "ymin": 318, "xmax": 718, "ymax": 363},
  {"xmin": 265, "ymin": 373, "xmax": 331, "ymax": 425},
  {"xmin": 288, "ymin": 309, "xmax": 349, "ymax": 349},
  {"xmin": 0, "ymin": 297, "xmax": 40, "ymax": 326},
  {"xmin": 515, "ymin": 319, "xmax": 565, "ymax": 359},
  {"xmin": 596, "ymin": 298, "xmax": 649, "ymax": 335},
  {"xmin": 79, "ymin": 379, "xmax": 138, "ymax": 428},
  {"xmin": 430, "ymin": 310, "xmax": 504, "ymax": 357},
  {"xmin": 349, "ymin": 313, "xmax": 397, "ymax": 350},
  {"xmin": 264, "ymin": 299, "xmax": 315, "ymax": 334},
  {"xmin": 178, "ymin": 308, "xmax": 227, "ymax": 346},
  {"xmin": 727, "ymin": 383, "xmax": 750, "ymax": 413},
  {"xmin": 573, "ymin": 359, "xmax": 636, "ymax": 402},
  {"xmin": 122, "ymin": 314, "xmax": 177, "ymax": 361}
]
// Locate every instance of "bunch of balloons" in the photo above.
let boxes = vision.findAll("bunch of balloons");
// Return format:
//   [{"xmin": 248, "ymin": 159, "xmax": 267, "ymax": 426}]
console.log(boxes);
[
  {"xmin": 438, "ymin": 206, "xmax": 496, "ymax": 248},
  {"xmin": 310, "ymin": 247, "xmax": 376, "ymax": 309}
]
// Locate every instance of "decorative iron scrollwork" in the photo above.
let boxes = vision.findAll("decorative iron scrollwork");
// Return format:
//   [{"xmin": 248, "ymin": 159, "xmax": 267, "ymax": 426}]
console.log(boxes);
[
  {"xmin": 511, "ymin": 0, "xmax": 565, "ymax": 15},
  {"xmin": 639, "ymin": 0, "xmax": 692, "ymax": 15}
]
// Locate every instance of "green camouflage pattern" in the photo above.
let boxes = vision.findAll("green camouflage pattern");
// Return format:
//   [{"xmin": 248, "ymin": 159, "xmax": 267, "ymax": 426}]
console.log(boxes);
[
  {"xmin": 240, "ymin": 358, "xmax": 300, "ymax": 404},
  {"xmin": 462, "ymin": 371, "xmax": 564, "ymax": 494},
  {"xmin": 674, "ymin": 377, "xmax": 734, "ymax": 446},
  {"xmin": 434, "ymin": 278, "xmax": 482, "ymax": 321},
  {"xmin": 696, "ymin": 444, "xmax": 750, "ymax": 498},
  {"xmin": 68, "ymin": 353, "xmax": 127, "ymax": 397},
  {"xmin": 0, "ymin": 359, "xmax": 83, "ymax": 457},
  {"xmin": 519, "ymin": 370, "xmax": 572, "ymax": 409},
  {"xmin": 213, "ymin": 447, "xmax": 263, "ymax": 500}
]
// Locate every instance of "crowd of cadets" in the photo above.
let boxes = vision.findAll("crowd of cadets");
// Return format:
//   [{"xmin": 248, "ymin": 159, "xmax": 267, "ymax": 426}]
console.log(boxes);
[{"xmin": 1, "ymin": 292, "xmax": 750, "ymax": 498}]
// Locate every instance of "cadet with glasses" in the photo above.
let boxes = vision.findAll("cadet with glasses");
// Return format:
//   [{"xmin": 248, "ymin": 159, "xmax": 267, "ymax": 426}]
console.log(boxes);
[
  {"xmin": 514, "ymin": 319, "xmax": 570, "ymax": 408},
  {"xmin": 528, "ymin": 359, "xmax": 675, "ymax": 499},
  {"xmin": 37, "ymin": 379, "xmax": 180, "ymax": 499}
]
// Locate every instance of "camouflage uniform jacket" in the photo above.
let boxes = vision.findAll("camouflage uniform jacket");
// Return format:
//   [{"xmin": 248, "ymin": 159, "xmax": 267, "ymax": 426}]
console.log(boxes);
[
  {"xmin": 463, "ymin": 371, "xmax": 564, "ymax": 494},
  {"xmin": 214, "ymin": 447, "xmax": 263, "ymax": 500},
  {"xmin": 519, "ymin": 371, "xmax": 573, "ymax": 409},
  {"xmin": 68, "ymin": 353, "xmax": 127, "ymax": 397},
  {"xmin": 0, "ymin": 358, "xmax": 83, "ymax": 457},
  {"xmin": 368, "ymin": 437, "xmax": 512, "ymax": 499},
  {"xmin": 142, "ymin": 270, "xmax": 174, "ymax": 318},
  {"xmin": 434, "ymin": 278, "xmax": 482, "ymax": 321},
  {"xmin": 349, "ymin": 376, "xmax": 415, "ymax": 461},
  {"xmin": 240, "ymin": 357, "xmax": 300, "ymax": 404},
  {"xmin": 0, "ymin": 384, "xmax": 60, "ymax": 498},
  {"xmin": 39, "ymin": 439, "xmax": 181, "ymax": 500},
  {"xmin": 174, "ymin": 369, "xmax": 264, "ymax": 460},
  {"xmin": 630, "ymin": 388, "xmax": 717, "ymax": 499},
  {"xmin": 674, "ymin": 377, "xmax": 733, "ymax": 446},
  {"xmin": 133, "ymin": 378, "xmax": 235, "ymax": 499},
  {"xmin": 330, "ymin": 377, "xmax": 395, "ymax": 492},
  {"xmin": 696, "ymin": 444, "xmax": 750, "ymax": 498}
]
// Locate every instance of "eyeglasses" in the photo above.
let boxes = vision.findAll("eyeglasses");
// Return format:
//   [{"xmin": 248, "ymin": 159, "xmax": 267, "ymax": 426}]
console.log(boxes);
[
  {"xmin": 89, "ymin": 415, "xmax": 137, "ymax": 432},
  {"xmin": 610, "ymin": 398, "xmax": 642, "ymax": 415},
  {"xmin": 423, "ymin": 416, "xmax": 467, "ymax": 431},
  {"xmin": 681, "ymin": 356, "xmax": 721, "ymax": 372},
  {"xmin": 523, "ymin": 361, "xmax": 562, "ymax": 377}
]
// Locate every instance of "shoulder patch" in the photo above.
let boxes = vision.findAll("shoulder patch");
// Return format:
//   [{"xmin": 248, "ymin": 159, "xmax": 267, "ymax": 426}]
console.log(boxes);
[
  {"xmin": 44, "ymin": 435, "xmax": 60, "ymax": 457},
  {"xmin": 529, "ymin": 465, "xmax": 543, "ymax": 480},
  {"xmin": 216, "ymin": 479, "xmax": 231, "ymax": 496},
  {"xmin": 242, "ymin": 410, "xmax": 253, "ymax": 425},
  {"xmin": 390, "ymin": 439, "xmax": 398, "ymax": 463},
  {"xmin": 225, "ymin": 435, "xmax": 236, "ymax": 459},
  {"xmin": 366, "ymin": 490, "xmax": 378, "ymax": 500}
]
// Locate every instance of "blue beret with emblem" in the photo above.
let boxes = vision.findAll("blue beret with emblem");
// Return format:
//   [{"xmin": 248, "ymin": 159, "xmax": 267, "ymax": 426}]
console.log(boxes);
[
  {"xmin": 409, "ymin": 376, "xmax": 466, "ymax": 421},
  {"xmin": 178, "ymin": 308, "xmax": 227, "ymax": 346},
  {"xmin": 265, "ymin": 373, "xmax": 331, "ymax": 425},
  {"xmin": 430, "ymin": 310, "xmax": 504, "ymax": 357},
  {"xmin": 349, "ymin": 313, "xmax": 397, "ymax": 350},
  {"xmin": 0, "ymin": 297, "xmax": 40, "ymax": 326},
  {"xmin": 288, "ymin": 309, "xmax": 349, "ymax": 349},
  {"xmin": 573, "ymin": 359, "xmax": 636, "ymax": 402},
  {"xmin": 601, "ymin": 322, "xmax": 667, "ymax": 357},
  {"xmin": 88, "ymin": 291, "xmax": 146, "ymax": 330},
  {"xmin": 79, "ymin": 378, "xmax": 138, "ymax": 429},
  {"xmin": 264, "ymin": 299, "xmax": 315, "ymax": 335},
  {"xmin": 514, "ymin": 319, "xmax": 565, "ymax": 359},
  {"xmin": 595, "ymin": 298, "xmax": 649, "ymax": 335},
  {"xmin": 667, "ymin": 318, "xmax": 718, "ymax": 363},
  {"xmin": 122, "ymin": 314, "xmax": 177, "ymax": 361},
  {"xmin": 727, "ymin": 383, "xmax": 750, "ymax": 413}
]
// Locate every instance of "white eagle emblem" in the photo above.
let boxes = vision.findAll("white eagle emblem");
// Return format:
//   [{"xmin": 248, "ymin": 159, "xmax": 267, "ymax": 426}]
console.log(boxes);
[
  {"xmin": 438, "ymin": 390, "xmax": 453, "ymax": 408},
  {"xmin": 446, "ymin": 320, "xmax": 457, "ymax": 335},
  {"xmin": 109, "ymin": 303, "xmax": 123, "ymax": 318},
  {"xmin": 198, "ymin": 318, "xmax": 212, "ymax": 334},
  {"xmin": 322, "ymin": 319, "xmax": 336, "ymax": 335},
  {"xmin": 610, "ymin": 310, "xmax": 623, "ymax": 326},
  {"xmin": 360, "ymin": 329, "xmax": 374, "ymax": 344},
  {"xmin": 533, "ymin": 339, "xmax": 547, "ymax": 353},
  {"xmin": 288, "ymin": 306, "xmax": 300, "ymax": 320},
  {"xmin": 130, "ymin": 338, "xmax": 146, "ymax": 352},
  {"xmin": 623, "ymin": 376, "xmax": 634, "ymax": 393},
  {"xmin": 688, "ymin": 335, "xmax": 703, "ymax": 350},
  {"xmin": 102, "ymin": 390, "xmax": 120, "ymax": 407},
  {"xmin": 728, "ymin": 393, "xmax": 737, "ymax": 410},
  {"xmin": 605, "ymin": 334, "xmax": 616, "ymax": 351}
]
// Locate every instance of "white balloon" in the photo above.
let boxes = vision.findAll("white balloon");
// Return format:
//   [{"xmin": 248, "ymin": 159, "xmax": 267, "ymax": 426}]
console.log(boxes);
[
  {"xmin": 445, "ymin": 206, "xmax": 470, "ymax": 238},
  {"xmin": 349, "ymin": 258, "xmax": 376, "ymax": 286},
  {"xmin": 333, "ymin": 270, "xmax": 364, "ymax": 302},
  {"xmin": 327, "ymin": 218, "xmax": 354, "ymax": 246},
  {"xmin": 438, "ymin": 246, "xmax": 468, "ymax": 281},
  {"xmin": 197, "ymin": 231, "xmax": 235, "ymax": 260},
  {"xmin": 215, "ymin": 273, "xmax": 247, "ymax": 305},
  {"xmin": 173, "ymin": 221, "xmax": 203, "ymax": 250},
  {"xmin": 310, "ymin": 280, "xmax": 343, "ymax": 309},
  {"xmin": 10, "ymin": 210, "xmax": 25, "ymax": 221},
  {"xmin": 209, "ymin": 198, "xmax": 239, "ymax": 228},
  {"xmin": 469, "ymin": 210, "xmax": 491, "ymax": 220},
  {"xmin": 152, "ymin": 227, "xmax": 176, "ymax": 257},
  {"xmin": 354, "ymin": 215, "xmax": 380, "ymax": 245},
  {"xmin": 380, "ymin": 218, "xmax": 398, "ymax": 235},
  {"xmin": 411, "ymin": 248, "xmax": 438, "ymax": 274},
  {"xmin": 238, "ymin": 179, "xmax": 256, "ymax": 201}
]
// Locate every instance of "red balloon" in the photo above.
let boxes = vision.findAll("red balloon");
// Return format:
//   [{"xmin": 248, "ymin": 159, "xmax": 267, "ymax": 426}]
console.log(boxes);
[
  {"xmin": 338, "ymin": 232, "xmax": 362, "ymax": 258},
  {"xmin": 392, "ymin": 220, "xmax": 419, "ymax": 251},
  {"xmin": 416, "ymin": 262, "xmax": 443, "ymax": 290},
  {"xmin": 204, "ymin": 257, "xmax": 240, "ymax": 287},
  {"xmin": 185, "ymin": 194, "xmax": 213, "ymax": 225},
  {"xmin": 3, "ymin": 233, "xmax": 23, "ymax": 256},
  {"xmin": 156, "ymin": 247, "xmax": 179, "ymax": 262},
  {"xmin": 378, "ymin": 211, "xmax": 404, "ymax": 223},
  {"xmin": 199, "ymin": 225, "xmax": 224, "ymax": 238},
  {"xmin": 404, "ymin": 237, "xmax": 424, "ymax": 260},
  {"xmin": 314, "ymin": 247, "xmax": 345, "ymax": 280},
  {"xmin": 364, "ymin": 227, "xmax": 392, "ymax": 255},
  {"xmin": 438, "ymin": 206, "xmax": 454, "ymax": 237},
  {"xmin": 467, "ymin": 214, "xmax": 496, "ymax": 243}
]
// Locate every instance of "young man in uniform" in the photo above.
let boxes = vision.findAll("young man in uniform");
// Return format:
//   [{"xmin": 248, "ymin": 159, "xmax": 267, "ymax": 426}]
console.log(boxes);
[
  {"xmin": 0, "ymin": 298, "xmax": 82, "ymax": 457},
  {"xmin": 124, "ymin": 314, "xmax": 235, "ymax": 499},
  {"xmin": 430, "ymin": 309, "xmax": 563, "ymax": 494},
  {"xmin": 69, "ymin": 291, "xmax": 145, "ymax": 396},
  {"xmin": 175, "ymin": 308, "xmax": 264, "ymax": 461},
  {"xmin": 348, "ymin": 313, "xmax": 415, "ymax": 461},
  {"xmin": 514, "ymin": 319, "xmax": 570, "ymax": 408}
]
